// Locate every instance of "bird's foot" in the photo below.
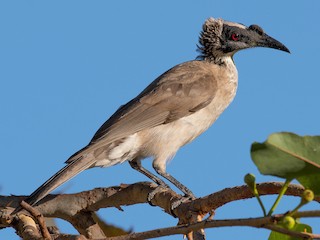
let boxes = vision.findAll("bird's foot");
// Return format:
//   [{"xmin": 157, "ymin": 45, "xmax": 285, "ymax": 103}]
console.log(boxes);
[
  {"xmin": 147, "ymin": 184, "xmax": 170, "ymax": 206},
  {"xmin": 171, "ymin": 194, "xmax": 196, "ymax": 210}
]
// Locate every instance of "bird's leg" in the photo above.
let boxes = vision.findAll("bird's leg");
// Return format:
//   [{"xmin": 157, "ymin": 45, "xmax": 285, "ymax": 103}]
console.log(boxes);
[
  {"xmin": 129, "ymin": 159, "xmax": 169, "ymax": 187},
  {"xmin": 129, "ymin": 159, "xmax": 170, "ymax": 205},
  {"xmin": 152, "ymin": 162, "xmax": 196, "ymax": 200},
  {"xmin": 153, "ymin": 162, "xmax": 196, "ymax": 211},
  {"xmin": 157, "ymin": 171, "xmax": 196, "ymax": 199}
]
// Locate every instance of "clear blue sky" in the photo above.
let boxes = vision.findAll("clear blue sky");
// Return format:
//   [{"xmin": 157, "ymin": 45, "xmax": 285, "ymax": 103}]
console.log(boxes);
[{"xmin": 1, "ymin": 1, "xmax": 319, "ymax": 239}]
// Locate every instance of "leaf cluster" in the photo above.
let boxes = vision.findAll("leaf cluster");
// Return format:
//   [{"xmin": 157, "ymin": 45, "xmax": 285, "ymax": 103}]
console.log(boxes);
[{"xmin": 250, "ymin": 132, "xmax": 320, "ymax": 239}]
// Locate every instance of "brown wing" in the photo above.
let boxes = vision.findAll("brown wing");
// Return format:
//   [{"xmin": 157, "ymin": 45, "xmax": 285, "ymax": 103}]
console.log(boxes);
[{"xmin": 67, "ymin": 60, "xmax": 217, "ymax": 162}]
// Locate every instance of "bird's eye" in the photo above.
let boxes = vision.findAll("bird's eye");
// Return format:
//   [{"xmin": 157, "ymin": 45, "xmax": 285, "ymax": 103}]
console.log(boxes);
[{"xmin": 231, "ymin": 33, "xmax": 239, "ymax": 41}]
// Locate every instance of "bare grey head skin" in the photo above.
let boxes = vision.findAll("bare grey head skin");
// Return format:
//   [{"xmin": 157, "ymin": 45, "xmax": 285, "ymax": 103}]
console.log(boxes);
[
  {"xmin": 198, "ymin": 18, "xmax": 289, "ymax": 63},
  {"xmin": 13, "ymin": 18, "xmax": 289, "ymax": 214}
]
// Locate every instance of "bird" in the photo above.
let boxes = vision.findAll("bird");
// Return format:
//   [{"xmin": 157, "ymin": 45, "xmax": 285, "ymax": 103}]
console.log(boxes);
[{"xmin": 15, "ymin": 17, "xmax": 290, "ymax": 211}]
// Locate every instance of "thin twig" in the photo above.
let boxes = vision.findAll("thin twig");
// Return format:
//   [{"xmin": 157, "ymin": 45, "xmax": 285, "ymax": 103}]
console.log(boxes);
[
  {"xmin": 20, "ymin": 200, "xmax": 51, "ymax": 239},
  {"xmin": 107, "ymin": 212, "xmax": 320, "ymax": 240},
  {"xmin": 265, "ymin": 225, "xmax": 320, "ymax": 239}
]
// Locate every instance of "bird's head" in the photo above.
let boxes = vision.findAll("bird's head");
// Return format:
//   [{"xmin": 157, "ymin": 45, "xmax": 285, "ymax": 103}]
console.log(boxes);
[{"xmin": 197, "ymin": 18, "xmax": 290, "ymax": 63}]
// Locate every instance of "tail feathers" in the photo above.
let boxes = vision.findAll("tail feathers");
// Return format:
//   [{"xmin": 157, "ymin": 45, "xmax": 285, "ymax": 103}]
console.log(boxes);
[{"xmin": 24, "ymin": 155, "xmax": 96, "ymax": 207}]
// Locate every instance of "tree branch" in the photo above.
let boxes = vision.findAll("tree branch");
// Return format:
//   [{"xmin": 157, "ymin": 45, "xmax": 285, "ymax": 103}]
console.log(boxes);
[
  {"xmin": 2, "ymin": 181, "xmax": 319, "ymax": 239},
  {"xmin": 107, "ymin": 212, "xmax": 320, "ymax": 240},
  {"xmin": 179, "ymin": 182, "xmax": 310, "ymax": 215}
]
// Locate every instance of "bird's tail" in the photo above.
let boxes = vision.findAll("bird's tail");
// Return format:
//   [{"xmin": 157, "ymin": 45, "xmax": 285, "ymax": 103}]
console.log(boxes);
[{"xmin": 12, "ymin": 155, "xmax": 95, "ymax": 214}]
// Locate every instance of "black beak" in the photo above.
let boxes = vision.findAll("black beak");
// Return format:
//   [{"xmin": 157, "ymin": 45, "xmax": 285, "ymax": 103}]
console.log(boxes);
[{"xmin": 257, "ymin": 33, "xmax": 290, "ymax": 53}]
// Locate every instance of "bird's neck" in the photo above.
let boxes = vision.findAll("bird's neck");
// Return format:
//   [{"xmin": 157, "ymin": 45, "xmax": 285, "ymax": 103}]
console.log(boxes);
[
  {"xmin": 204, "ymin": 54, "xmax": 234, "ymax": 66},
  {"xmin": 211, "ymin": 55, "xmax": 238, "ymax": 86}
]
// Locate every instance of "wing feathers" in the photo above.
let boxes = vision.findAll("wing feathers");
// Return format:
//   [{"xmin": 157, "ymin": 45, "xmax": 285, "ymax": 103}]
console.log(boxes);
[{"xmin": 69, "ymin": 61, "xmax": 217, "ymax": 161}]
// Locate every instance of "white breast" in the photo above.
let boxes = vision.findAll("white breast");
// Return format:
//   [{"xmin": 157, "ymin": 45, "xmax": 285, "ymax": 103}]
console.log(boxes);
[
  {"xmin": 180, "ymin": 57, "xmax": 238, "ymax": 141},
  {"xmin": 140, "ymin": 57, "xmax": 238, "ymax": 162}
]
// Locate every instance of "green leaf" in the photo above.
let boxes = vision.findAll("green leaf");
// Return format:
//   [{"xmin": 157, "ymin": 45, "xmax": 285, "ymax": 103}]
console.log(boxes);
[
  {"xmin": 251, "ymin": 132, "xmax": 320, "ymax": 194},
  {"xmin": 268, "ymin": 223, "xmax": 312, "ymax": 240}
]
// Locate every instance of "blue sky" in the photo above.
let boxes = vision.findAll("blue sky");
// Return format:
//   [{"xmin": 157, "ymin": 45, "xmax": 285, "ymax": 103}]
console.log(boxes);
[{"xmin": 1, "ymin": 1, "xmax": 319, "ymax": 239}]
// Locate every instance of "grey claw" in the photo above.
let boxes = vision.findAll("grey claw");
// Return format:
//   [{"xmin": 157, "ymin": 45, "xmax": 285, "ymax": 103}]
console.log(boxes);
[
  {"xmin": 147, "ymin": 185, "xmax": 169, "ymax": 206},
  {"xmin": 171, "ymin": 195, "xmax": 194, "ymax": 210}
]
